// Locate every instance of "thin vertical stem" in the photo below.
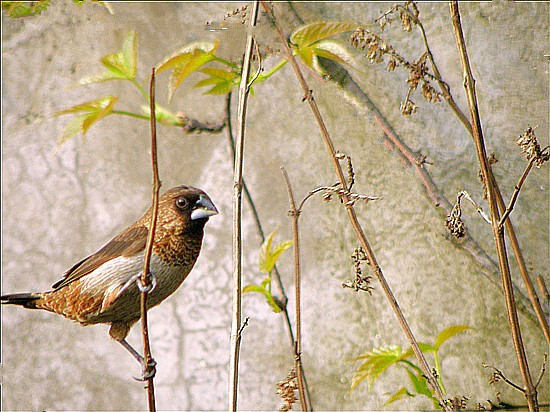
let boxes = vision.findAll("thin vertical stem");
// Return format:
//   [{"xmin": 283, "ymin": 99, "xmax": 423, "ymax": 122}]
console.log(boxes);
[
  {"xmin": 229, "ymin": 2, "xmax": 259, "ymax": 411},
  {"xmin": 449, "ymin": 3, "xmax": 537, "ymax": 410},
  {"xmin": 281, "ymin": 167, "xmax": 312, "ymax": 412},
  {"xmin": 140, "ymin": 67, "xmax": 161, "ymax": 412},
  {"xmin": 261, "ymin": 2, "xmax": 450, "ymax": 409}
]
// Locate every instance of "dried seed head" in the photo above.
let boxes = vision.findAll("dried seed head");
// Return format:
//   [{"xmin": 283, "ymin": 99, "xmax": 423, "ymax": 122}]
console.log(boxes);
[
  {"xmin": 445, "ymin": 200, "xmax": 465, "ymax": 238},
  {"xmin": 343, "ymin": 246, "xmax": 373, "ymax": 294},
  {"xmin": 400, "ymin": 99, "xmax": 417, "ymax": 116},
  {"xmin": 421, "ymin": 81, "xmax": 441, "ymax": 103},
  {"xmin": 400, "ymin": 11, "xmax": 412, "ymax": 31},
  {"xmin": 277, "ymin": 369, "xmax": 298, "ymax": 411},
  {"xmin": 516, "ymin": 126, "xmax": 549, "ymax": 167}
]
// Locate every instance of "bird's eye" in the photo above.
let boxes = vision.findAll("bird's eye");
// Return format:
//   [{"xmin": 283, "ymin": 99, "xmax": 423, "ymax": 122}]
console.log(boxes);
[{"xmin": 176, "ymin": 197, "xmax": 188, "ymax": 209}]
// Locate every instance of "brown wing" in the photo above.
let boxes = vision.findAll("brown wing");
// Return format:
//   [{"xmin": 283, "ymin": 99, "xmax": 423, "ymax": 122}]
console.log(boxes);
[{"xmin": 51, "ymin": 225, "xmax": 148, "ymax": 291}]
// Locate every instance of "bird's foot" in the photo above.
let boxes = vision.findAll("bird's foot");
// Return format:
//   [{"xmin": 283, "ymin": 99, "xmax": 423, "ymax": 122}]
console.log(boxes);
[{"xmin": 133, "ymin": 358, "xmax": 157, "ymax": 381}]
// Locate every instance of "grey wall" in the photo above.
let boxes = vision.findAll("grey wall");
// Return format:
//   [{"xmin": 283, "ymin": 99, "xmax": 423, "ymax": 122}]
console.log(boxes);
[{"xmin": 2, "ymin": 1, "xmax": 548, "ymax": 410}]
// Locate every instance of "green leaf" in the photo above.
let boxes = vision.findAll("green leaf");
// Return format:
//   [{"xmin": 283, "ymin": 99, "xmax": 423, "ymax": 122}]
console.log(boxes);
[
  {"xmin": 434, "ymin": 325, "xmax": 470, "ymax": 350},
  {"xmin": 2, "ymin": 1, "xmax": 50, "ymax": 18},
  {"xmin": 203, "ymin": 81, "xmax": 235, "ymax": 95},
  {"xmin": 156, "ymin": 41, "xmax": 218, "ymax": 74},
  {"xmin": 199, "ymin": 67, "xmax": 236, "ymax": 81},
  {"xmin": 77, "ymin": 31, "xmax": 137, "ymax": 86},
  {"xmin": 55, "ymin": 96, "xmax": 118, "ymax": 144},
  {"xmin": 259, "ymin": 229, "xmax": 293, "ymax": 273},
  {"xmin": 401, "ymin": 342, "xmax": 436, "ymax": 359},
  {"xmin": 242, "ymin": 283, "xmax": 282, "ymax": 313},
  {"xmin": 167, "ymin": 49, "xmax": 217, "ymax": 101},
  {"xmin": 122, "ymin": 30, "xmax": 137, "ymax": 78},
  {"xmin": 385, "ymin": 387, "xmax": 415, "ymax": 406},
  {"xmin": 350, "ymin": 345, "xmax": 405, "ymax": 390},
  {"xmin": 314, "ymin": 40, "xmax": 354, "ymax": 67},
  {"xmin": 140, "ymin": 104, "xmax": 180, "ymax": 126},
  {"xmin": 193, "ymin": 67, "xmax": 237, "ymax": 95},
  {"xmin": 100, "ymin": 31, "xmax": 137, "ymax": 80},
  {"xmin": 290, "ymin": 21, "xmax": 357, "ymax": 48},
  {"xmin": 403, "ymin": 367, "xmax": 433, "ymax": 398}
]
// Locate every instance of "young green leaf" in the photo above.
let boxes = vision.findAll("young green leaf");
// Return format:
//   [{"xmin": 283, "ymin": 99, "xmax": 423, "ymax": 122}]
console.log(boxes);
[
  {"xmin": 193, "ymin": 67, "xmax": 237, "ymax": 95},
  {"xmin": 2, "ymin": 0, "xmax": 50, "ymax": 18},
  {"xmin": 140, "ymin": 104, "xmax": 180, "ymax": 126},
  {"xmin": 290, "ymin": 22, "xmax": 356, "ymax": 75},
  {"xmin": 77, "ymin": 31, "xmax": 137, "ymax": 86},
  {"xmin": 156, "ymin": 41, "xmax": 218, "ymax": 74},
  {"xmin": 55, "ymin": 96, "xmax": 118, "ymax": 145},
  {"xmin": 242, "ymin": 283, "xmax": 282, "ymax": 313},
  {"xmin": 384, "ymin": 386, "xmax": 415, "ymax": 406},
  {"xmin": 403, "ymin": 367, "xmax": 433, "ymax": 398},
  {"xmin": 350, "ymin": 345, "xmax": 406, "ymax": 390},
  {"xmin": 290, "ymin": 21, "xmax": 357, "ymax": 48},
  {"xmin": 313, "ymin": 40, "xmax": 354, "ymax": 67},
  {"xmin": 258, "ymin": 229, "xmax": 293, "ymax": 273},
  {"xmin": 167, "ymin": 48, "xmax": 218, "ymax": 101},
  {"xmin": 434, "ymin": 325, "xmax": 470, "ymax": 350}
]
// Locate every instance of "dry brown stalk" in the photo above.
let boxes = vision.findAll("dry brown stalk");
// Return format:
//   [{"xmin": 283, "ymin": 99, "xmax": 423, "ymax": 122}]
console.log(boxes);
[
  {"xmin": 140, "ymin": 67, "xmax": 160, "ymax": 412},
  {"xmin": 262, "ymin": 2, "xmax": 451, "ymax": 409},
  {"xmin": 449, "ymin": 2, "xmax": 538, "ymax": 410},
  {"xmin": 229, "ymin": 2, "xmax": 259, "ymax": 410},
  {"xmin": 280, "ymin": 167, "xmax": 312, "ymax": 412}
]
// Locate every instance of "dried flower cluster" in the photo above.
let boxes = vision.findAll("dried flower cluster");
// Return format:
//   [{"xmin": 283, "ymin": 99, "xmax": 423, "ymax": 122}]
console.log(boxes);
[
  {"xmin": 350, "ymin": 25, "xmax": 442, "ymax": 116},
  {"xmin": 445, "ymin": 199, "xmax": 465, "ymax": 238},
  {"xmin": 276, "ymin": 369, "xmax": 298, "ymax": 411},
  {"xmin": 322, "ymin": 185, "xmax": 382, "ymax": 207},
  {"xmin": 375, "ymin": 1, "xmax": 420, "ymax": 32},
  {"xmin": 516, "ymin": 126, "xmax": 549, "ymax": 167},
  {"xmin": 223, "ymin": 4, "xmax": 248, "ymax": 25},
  {"xmin": 335, "ymin": 152, "xmax": 355, "ymax": 190},
  {"xmin": 343, "ymin": 246, "xmax": 373, "ymax": 294}
]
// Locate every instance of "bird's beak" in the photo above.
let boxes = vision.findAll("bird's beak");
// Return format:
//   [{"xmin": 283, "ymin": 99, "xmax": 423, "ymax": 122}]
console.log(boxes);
[{"xmin": 190, "ymin": 194, "xmax": 219, "ymax": 220}]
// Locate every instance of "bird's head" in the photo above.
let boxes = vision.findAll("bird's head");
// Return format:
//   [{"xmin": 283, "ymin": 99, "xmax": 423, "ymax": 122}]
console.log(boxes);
[{"xmin": 154, "ymin": 186, "xmax": 218, "ymax": 235}]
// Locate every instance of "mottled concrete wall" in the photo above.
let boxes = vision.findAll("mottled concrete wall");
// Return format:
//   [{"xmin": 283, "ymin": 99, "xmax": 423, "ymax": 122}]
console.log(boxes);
[{"xmin": 2, "ymin": 1, "xmax": 548, "ymax": 410}]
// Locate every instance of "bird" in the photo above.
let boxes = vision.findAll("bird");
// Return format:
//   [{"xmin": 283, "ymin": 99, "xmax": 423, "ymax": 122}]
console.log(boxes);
[{"xmin": 1, "ymin": 185, "xmax": 218, "ymax": 379}]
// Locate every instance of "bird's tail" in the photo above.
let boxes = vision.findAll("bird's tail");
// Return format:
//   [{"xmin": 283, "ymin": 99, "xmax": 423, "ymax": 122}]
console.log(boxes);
[{"xmin": 1, "ymin": 292, "xmax": 41, "ymax": 309}]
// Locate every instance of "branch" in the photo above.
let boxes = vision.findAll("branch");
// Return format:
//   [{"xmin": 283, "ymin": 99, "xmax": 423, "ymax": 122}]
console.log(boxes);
[
  {"xmin": 483, "ymin": 363, "xmax": 525, "ymax": 393},
  {"xmin": 498, "ymin": 158, "xmax": 536, "ymax": 228},
  {"xmin": 140, "ymin": 67, "xmax": 161, "ymax": 412},
  {"xmin": 229, "ymin": 2, "xmax": 259, "ymax": 411},
  {"xmin": 280, "ymin": 167, "xmax": 312, "ymax": 412},
  {"xmin": 262, "ymin": 2, "xmax": 450, "ymax": 409},
  {"xmin": 449, "ymin": 3, "xmax": 538, "ymax": 411}
]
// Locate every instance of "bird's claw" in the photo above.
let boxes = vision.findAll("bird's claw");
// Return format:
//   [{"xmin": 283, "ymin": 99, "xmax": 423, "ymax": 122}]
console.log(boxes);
[{"xmin": 132, "ymin": 358, "xmax": 157, "ymax": 381}]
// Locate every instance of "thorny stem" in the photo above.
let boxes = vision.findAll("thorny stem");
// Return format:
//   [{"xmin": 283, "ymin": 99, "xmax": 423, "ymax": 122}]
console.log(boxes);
[
  {"xmin": 498, "ymin": 158, "xmax": 536, "ymax": 228},
  {"xmin": 450, "ymin": 3, "xmax": 538, "ymax": 411},
  {"xmin": 229, "ymin": 2, "xmax": 258, "ymax": 411},
  {"xmin": 280, "ymin": 167, "xmax": 312, "ymax": 412},
  {"xmin": 262, "ymin": 2, "xmax": 451, "ymax": 410},
  {"xmin": 140, "ymin": 67, "xmax": 160, "ymax": 412}
]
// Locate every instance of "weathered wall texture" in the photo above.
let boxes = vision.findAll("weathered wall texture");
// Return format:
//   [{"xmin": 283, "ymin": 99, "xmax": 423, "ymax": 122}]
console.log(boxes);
[{"xmin": 2, "ymin": 1, "xmax": 548, "ymax": 410}]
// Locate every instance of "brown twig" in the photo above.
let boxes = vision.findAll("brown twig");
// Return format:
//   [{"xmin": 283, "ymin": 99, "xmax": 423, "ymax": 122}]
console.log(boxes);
[
  {"xmin": 483, "ymin": 363, "xmax": 525, "ymax": 393},
  {"xmin": 140, "ymin": 67, "xmax": 160, "ymax": 412},
  {"xmin": 498, "ymin": 158, "xmax": 536, "ymax": 228},
  {"xmin": 262, "ymin": 2, "xmax": 451, "ymax": 409},
  {"xmin": 280, "ymin": 166, "xmax": 312, "ymax": 412},
  {"xmin": 449, "ymin": 3, "xmax": 538, "ymax": 411},
  {"xmin": 415, "ymin": 2, "xmax": 549, "ymax": 344},
  {"xmin": 176, "ymin": 114, "xmax": 225, "ymax": 134},
  {"xmin": 534, "ymin": 353, "xmax": 547, "ymax": 389},
  {"xmin": 229, "ymin": 2, "xmax": 259, "ymax": 410},
  {"xmin": 536, "ymin": 276, "xmax": 549, "ymax": 303}
]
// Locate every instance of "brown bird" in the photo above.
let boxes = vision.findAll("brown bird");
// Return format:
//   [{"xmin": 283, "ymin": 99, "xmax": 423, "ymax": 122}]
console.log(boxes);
[{"xmin": 1, "ymin": 185, "xmax": 218, "ymax": 379}]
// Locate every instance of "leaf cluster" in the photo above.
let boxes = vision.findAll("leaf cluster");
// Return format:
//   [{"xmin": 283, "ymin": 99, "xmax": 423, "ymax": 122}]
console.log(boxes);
[
  {"xmin": 243, "ymin": 229, "xmax": 293, "ymax": 314},
  {"xmin": 351, "ymin": 325, "xmax": 471, "ymax": 408}
]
